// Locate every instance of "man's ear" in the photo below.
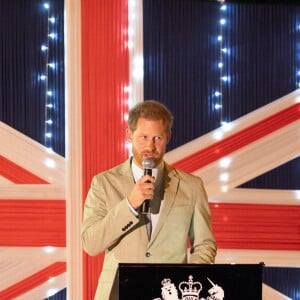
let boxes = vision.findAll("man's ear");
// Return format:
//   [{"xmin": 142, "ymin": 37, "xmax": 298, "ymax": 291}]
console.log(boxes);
[{"xmin": 126, "ymin": 128, "xmax": 133, "ymax": 142}]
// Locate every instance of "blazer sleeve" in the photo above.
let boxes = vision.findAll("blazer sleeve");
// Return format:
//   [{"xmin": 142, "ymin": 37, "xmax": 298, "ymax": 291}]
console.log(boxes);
[
  {"xmin": 188, "ymin": 176, "xmax": 217, "ymax": 263},
  {"xmin": 81, "ymin": 174, "xmax": 140, "ymax": 256}
]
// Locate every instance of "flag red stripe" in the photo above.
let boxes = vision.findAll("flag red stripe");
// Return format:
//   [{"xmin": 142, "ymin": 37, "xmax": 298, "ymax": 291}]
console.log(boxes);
[
  {"xmin": 0, "ymin": 200, "xmax": 298, "ymax": 251},
  {"xmin": 0, "ymin": 262, "xmax": 66, "ymax": 299},
  {"xmin": 0, "ymin": 155, "xmax": 49, "ymax": 184},
  {"xmin": 173, "ymin": 103, "xmax": 300, "ymax": 172},
  {"xmin": 81, "ymin": 0, "xmax": 129, "ymax": 298},
  {"xmin": 211, "ymin": 203, "xmax": 300, "ymax": 250},
  {"xmin": 0, "ymin": 200, "xmax": 66, "ymax": 247}
]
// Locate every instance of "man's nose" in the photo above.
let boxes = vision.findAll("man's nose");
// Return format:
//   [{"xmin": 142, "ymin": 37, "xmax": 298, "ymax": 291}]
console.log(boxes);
[{"xmin": 146, "ymin": 138, "xmax": 156, "ymax": 149}]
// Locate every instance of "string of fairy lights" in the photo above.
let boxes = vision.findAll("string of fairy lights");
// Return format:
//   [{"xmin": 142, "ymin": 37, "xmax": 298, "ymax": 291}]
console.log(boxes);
[
  {"xmin": 39, "ymin": 0, "xmax": 298, "ymax": 156},
  {"xmin": 127, "ymin": 0, "xmax": 231, "ymax": 132},
  {"xmin": 215, "ymin": 0, "xmax": 230, "ymax": 127},
  {"xmin": 40, "ymin": 2, "xmax": 57, "ymax": 152},
  {"xmin": 39, "ymin": 2, "xmax": 60, "ymax": 298}
]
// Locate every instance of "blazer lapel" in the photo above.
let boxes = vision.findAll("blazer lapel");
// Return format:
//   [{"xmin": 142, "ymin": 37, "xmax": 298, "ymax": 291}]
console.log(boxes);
[
  {"xmin": 149, "ymin": 163, "xmax": 179, "ymax": 242},
  {"xmin": 117, "ymin": 159, "xmax": 150, "ymax": 241},
  {"xmin": 116, "ymin": 159, "xmax": 136, "ymax": 197}
]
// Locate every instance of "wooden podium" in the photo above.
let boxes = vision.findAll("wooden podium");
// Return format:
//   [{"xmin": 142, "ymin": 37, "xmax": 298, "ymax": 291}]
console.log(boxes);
[{"xmin": 118, "ymin": 263, "xmax": 263, "ymax": 300}]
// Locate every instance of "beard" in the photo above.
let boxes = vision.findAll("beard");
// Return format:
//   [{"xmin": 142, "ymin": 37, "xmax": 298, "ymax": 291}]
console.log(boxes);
[{"xmin": 131, "ymin": 147, "xmax": 164, "ymax": 168}]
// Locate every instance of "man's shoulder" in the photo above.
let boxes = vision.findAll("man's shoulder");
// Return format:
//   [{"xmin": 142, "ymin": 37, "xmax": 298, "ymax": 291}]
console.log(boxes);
[
  {"xmin": 165, "ymin": 162, "xmax": 203, "ymax": 183},
  {"xmin": 94, "ymin": 159, "xmax": 130, "ymax": 179}
]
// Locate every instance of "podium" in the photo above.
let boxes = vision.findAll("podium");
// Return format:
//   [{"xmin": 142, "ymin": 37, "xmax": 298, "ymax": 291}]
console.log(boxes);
[{"xmin": 118, "ymin": 263, "xmax": 263, "ymax": 300}]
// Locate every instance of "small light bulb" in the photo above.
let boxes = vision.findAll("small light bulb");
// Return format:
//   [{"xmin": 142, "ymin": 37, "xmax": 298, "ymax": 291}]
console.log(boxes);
[
  {"xmin": 46, "ymin": 147, "xmax": 54, "ymax": 153},
  {"xmin": 221, "ymin": 122, "xmax": 233, "ymax": 132},
  {"xmin": 220, "ymin": 157, "xmax": 231, "ymax": 168},
  {"xmin": 43, "ymin": 246, "xmax": 56, "ymax": 253},
  {"xmin": 45, "ymin": 158, "xmax": 56, "ymax": 168},
  {"xmin": 124, "ymin": 86, "xmax": 131, "ymax": 93},
  {"xmin": 41, "ymin": 45, "xmax": 48, "ymax": 51},
  {"xmin": 221, "ymin": 185, "xmax": 228, "ymax": 192},
  {"xmin": 127, "ymin": 40, "xmax": 134, "ymax": 50},
  {"xmin": 128, "ymin": 26, "xmax": 134, "ymax": 37},
  {"xmin": 49, "ymin": 17, "xmax": 56, "ymax": 23},
  {"xmin": 48, "ymin": 63, "xmax": 56, "ymax": 69},
  {"xmin": 48, "ymin": 32, "xmax": 57, "ymax": 39},
  {"xmin": 213, "ymin": 130, "xmax": 224, "ymax": 141},
  {"xmin": 220, "ymin": 172, "xmax": 229, "ymax": 182},
  {"xmin": 221, "ymin": 76, "xmax": 229, "ymax": 81}
]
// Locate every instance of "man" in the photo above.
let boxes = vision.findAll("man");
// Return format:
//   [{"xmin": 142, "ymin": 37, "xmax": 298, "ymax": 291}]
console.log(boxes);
[{"xmin": 81, "ymin": 100, "xmax": 217, "ymax": 299}]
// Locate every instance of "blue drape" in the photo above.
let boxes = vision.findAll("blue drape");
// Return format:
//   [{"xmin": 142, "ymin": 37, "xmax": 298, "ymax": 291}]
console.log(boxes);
[
  {"xmin": 143, "ymin": 0, "xmax": 300, "ymax": 189},
  {"xmin": 0, "ymin": 0, "xmax": 65, "ymax": 156}
]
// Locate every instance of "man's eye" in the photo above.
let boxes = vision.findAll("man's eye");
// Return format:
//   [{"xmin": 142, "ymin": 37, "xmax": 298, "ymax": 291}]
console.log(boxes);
[{"xmin": 154, "ymin": 136, "xmax": 161, "ymax": 141}]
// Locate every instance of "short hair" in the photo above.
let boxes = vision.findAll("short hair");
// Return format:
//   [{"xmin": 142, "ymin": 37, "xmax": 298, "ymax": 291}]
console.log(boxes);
[{"xmin": 128, "ymin": 100, "xmax": 174, "ymax": 134}]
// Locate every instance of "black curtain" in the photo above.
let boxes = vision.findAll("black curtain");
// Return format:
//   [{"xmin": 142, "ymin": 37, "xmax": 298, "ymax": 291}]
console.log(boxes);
[
  {"xmin": 0, "ymin": 0, "xmax": 65, "ymax": 156},
  {"xmin": 143, "ymin": 0, "xmax": 300, "ymax": 189}
]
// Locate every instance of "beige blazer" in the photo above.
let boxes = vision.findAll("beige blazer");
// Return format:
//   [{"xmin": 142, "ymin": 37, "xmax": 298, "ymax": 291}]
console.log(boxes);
[{"xmin": 81, "ymin": 159, "xmax": 217, "ymax": 300}]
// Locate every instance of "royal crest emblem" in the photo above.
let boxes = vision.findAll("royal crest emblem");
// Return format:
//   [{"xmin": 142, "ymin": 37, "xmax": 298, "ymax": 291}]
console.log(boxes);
[{"xmin": 153, "ymin": 275, "xmax": 224, "ymax": 300}]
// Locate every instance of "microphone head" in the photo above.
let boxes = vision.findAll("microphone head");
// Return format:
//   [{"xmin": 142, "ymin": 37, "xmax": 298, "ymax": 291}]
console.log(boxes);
[{"xmin": 142, "ymin": 157, "xmax": 155, "ymax": 169}]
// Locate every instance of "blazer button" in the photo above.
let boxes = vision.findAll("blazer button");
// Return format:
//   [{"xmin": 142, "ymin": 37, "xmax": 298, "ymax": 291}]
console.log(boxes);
[{"xmin": 145, "ymin": 252, "xmax": 151, "ymax": 257}]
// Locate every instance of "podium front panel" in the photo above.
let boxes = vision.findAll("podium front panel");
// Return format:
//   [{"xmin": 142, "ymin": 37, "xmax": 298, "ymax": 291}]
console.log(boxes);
[{"xmin": 118, "ymin": 263, "xmax": 263, "ymax": 300}]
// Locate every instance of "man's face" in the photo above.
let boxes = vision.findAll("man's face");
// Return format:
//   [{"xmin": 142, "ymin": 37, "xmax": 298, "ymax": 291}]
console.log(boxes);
[{"xmin": 127, "ymin": 118, "xmax": 170, "ymax": 168}]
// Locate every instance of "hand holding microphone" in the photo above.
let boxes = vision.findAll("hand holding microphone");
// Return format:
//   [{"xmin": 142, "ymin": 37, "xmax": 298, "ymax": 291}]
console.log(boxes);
[
  {"xmin": 141, "ymin": 158, "xmax": 155, "ymax": 214},
  {"xmin": 127, "ymin": 158, "xmax": 155, "ymax": 212}
]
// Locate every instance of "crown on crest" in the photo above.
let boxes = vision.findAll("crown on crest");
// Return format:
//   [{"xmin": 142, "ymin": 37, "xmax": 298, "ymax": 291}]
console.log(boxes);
[{"xmin": 179, "ymin": 275, "xmax": 202, "ymax": 300}]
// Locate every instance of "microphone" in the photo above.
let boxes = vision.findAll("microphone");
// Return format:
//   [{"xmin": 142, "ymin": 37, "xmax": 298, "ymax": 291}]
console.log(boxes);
[{"xmin": 141, "ymin": 158, "xmax": 155, "ymax": 214}]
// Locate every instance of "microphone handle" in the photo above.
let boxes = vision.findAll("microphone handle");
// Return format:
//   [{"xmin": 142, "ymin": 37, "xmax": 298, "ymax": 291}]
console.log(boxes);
[
  {"xmin": 141, "ymin": 168, "xmax": 152, "ymax": 214},
  {"xmin": 141, "ymin": 200, "xmax": 150, "ymax": 214}
]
